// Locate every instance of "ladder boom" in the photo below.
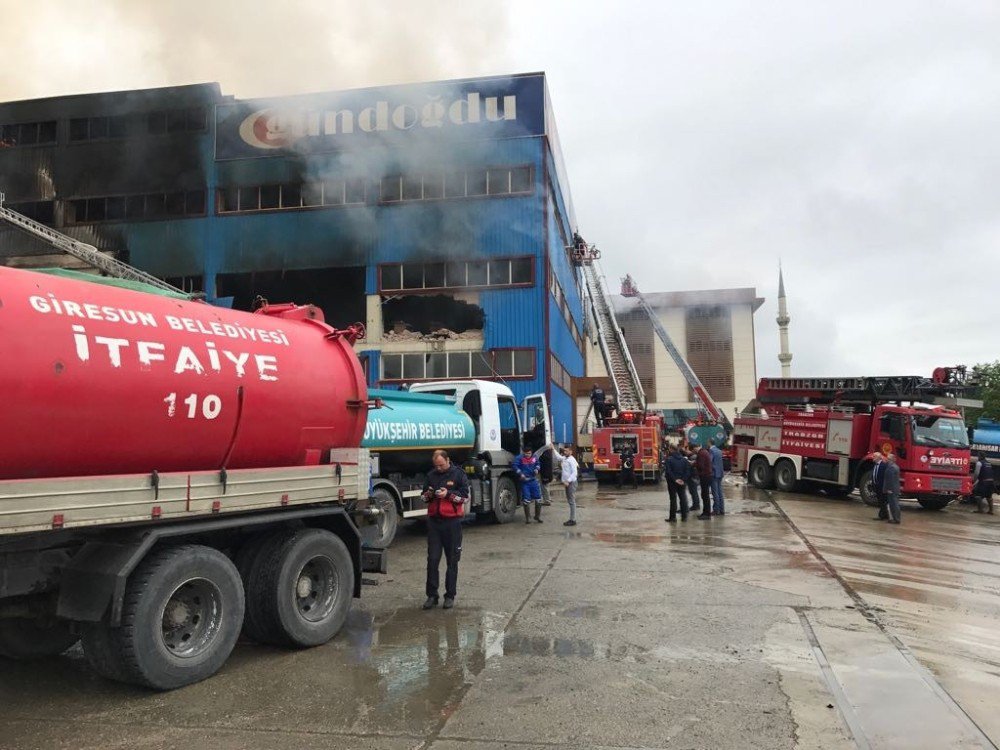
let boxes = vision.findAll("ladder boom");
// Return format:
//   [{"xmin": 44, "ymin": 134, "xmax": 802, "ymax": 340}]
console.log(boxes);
[
  {"xmin": 622, "ymin": 275, "xmax": 733, "ymax": 432},
  {"xmin": 0, "ymin": 199, "xmax": 184, "ymax": 295},
  {"xmin": 579, "ymin": 254, "xmax": 645, "ymax": 413}
]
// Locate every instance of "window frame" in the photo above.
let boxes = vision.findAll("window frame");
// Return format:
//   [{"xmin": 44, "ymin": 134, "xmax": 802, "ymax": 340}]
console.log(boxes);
[{"xmin": 376, "ymin": 255, "xmax": 535, "ymax": 294}]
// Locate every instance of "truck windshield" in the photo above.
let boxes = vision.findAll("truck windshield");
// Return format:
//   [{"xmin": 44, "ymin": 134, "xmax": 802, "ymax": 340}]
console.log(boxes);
[{"xmin": 910, "ymin": 415, "xmax": 969, "ymax": 448}]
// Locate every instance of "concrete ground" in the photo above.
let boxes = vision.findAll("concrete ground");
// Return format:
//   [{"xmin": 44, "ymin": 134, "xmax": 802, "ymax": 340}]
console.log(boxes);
[{"xmin": 0, "ymin": 479, "xmax": 997, "ymax": 749}]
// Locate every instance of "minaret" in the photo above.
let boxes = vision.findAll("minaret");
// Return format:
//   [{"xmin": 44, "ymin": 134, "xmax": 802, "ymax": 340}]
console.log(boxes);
[{"xmin": 777, "ymin": 264, "xmax": 792, "ymax": 377}]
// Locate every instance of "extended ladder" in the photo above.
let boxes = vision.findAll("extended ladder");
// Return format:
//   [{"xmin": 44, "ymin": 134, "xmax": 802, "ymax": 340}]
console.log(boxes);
[
  {"xmin": 620, "ymin": 275, "xmax": 733, "ymax": 432},
  {"xmin": 0, "ymin": 195, "xmax": 184, "ymax": 294},
  {"xmin": 579, "ymin": 251, "xmax": 645, "ymax": 414}
]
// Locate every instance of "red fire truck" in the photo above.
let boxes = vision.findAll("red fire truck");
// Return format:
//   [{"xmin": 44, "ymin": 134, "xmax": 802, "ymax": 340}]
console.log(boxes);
[
  {"xmin": 733, "ymin": 369, "xmax": 978, "ymax": 510},
  {"xmin": 592, "ymin": 409, "xmax": 664, "ymax": 483}
]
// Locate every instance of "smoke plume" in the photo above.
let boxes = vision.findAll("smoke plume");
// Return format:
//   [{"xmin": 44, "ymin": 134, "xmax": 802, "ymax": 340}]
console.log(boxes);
[{"xmin": 0, "ymin": 1, "xmax": 513, "ymax": 101}]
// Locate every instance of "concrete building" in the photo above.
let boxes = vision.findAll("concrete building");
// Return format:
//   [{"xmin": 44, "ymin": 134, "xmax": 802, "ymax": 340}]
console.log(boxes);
[
  {"xmin": 0, "ymin": 73, "xmax": 586, "ymax": 439},
  {"xmin": 576, "ymin": 287, "xmax": 763, "ymax": 434}
]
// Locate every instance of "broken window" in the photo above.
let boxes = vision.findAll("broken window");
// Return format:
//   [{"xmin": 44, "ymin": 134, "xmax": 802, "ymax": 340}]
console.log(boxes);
[
  {"xmin": 382, "ymin": 294, "xmax": 484, "ymax": 336},
  {"xmin": 380, "ymin": 176, "xmax": 402, "ymax": 202},
  {"xmin": 511, "ymin": 257, "xmax": 532, "ymax": 284},
  {"xmin": 215, "ymin": 266, "xmax": 366, "ymax": 327},
  {"xmin": 324, "ymin": 180, "xmax": 345, "ymax": 206},
  {"xmin": 423, "ymin": 263, "xmax": 445, "ymax": 288},
  {"xmin": 281, "ymin": 183, "xmax": 301, "ymax": 208},
  {"xmin": 345, "ymin": 178, "xmax": 366, "ymax": 204},
  {"xmin": 381, "ymin": 264, "xmax": 403, "ymax": 291},
  {"xmin": 444, "ymin": 172, "xmax": 466, "ymax": 198},
  {"xmin": 466, "ymin": 261, "xmax": 488, "ymax": 286},
  {"xmin": 402, "ymin": 175, "xmax": 423, "ymax": 201}
]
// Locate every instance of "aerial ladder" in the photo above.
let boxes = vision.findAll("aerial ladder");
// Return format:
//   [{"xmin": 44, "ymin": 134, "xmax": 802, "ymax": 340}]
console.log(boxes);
[
  {"xmin": 574, "ymin": 243, "xmax": 646, "ymax": 427},
  {"xmin": 0, "ymin": 191, "xmax": 185, "ymax": 294},
  {"xmin": 620, "ymin": 274, "xmax": 734, "ymax": 433}
]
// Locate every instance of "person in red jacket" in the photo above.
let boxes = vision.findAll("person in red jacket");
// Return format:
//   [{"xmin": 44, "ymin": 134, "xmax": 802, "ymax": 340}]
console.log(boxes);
[
  {"xmin": 421, "ymin": 449, "xmax": 470, "ymax": 610},
  {"xmin": 695, "ymin": 444, "xmax": 713, "ymax": 519}
]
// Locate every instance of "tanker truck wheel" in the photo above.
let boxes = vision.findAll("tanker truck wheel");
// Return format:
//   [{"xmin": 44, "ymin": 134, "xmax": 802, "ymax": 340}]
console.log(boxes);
[
  {"xmin": 493, "ymin": 476, "xmax": 520, "ymax": 524},
  {"xmin": 82, "ymin": 544, "xmax": 245, "ymax": 690},
  {"xmin": 243, "ymin": 529, "xmax": 354, "ymax": 648},
  {"xmin": 857, "ymin": 469, "xmax": 880, "ymax": 507},
  {"xmin": 362, "ymin": 488, "xmax": 399, "ymax": 549},
  {"xmin": 0, "ymin": 618, "xmax": 79, "ymax": 660}
]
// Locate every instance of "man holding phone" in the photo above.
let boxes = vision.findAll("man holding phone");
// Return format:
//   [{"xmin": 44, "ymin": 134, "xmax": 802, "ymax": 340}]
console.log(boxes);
[{"xmin": 421, "ymin": 449, "xmax": 470, "ymax": 610}]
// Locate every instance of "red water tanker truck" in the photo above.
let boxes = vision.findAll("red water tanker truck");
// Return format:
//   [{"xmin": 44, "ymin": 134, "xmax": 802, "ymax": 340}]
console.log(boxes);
[
  {"xmin": 733, "ymin": 371, "xmax": 977, "ymax": 509},
  {"xmin": 0, "ymin": 266, "xmax": 386, "ymax": 689}
]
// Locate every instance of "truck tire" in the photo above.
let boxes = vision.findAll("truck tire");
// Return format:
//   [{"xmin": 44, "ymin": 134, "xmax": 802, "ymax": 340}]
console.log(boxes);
[
  {"xmin": 83, "ymin": 544, "xmax": 245, "ymax": 690},
  {"xmin": 917, "ymin": 496, "xmax": 953, "ymax": 511},
  {"xmin": 243, "ymin": 528, "xmax": 354, "ymax": 648},
  {"xmin": 748, "ymin": 457, "xmax": 774, "ymax": 489},
  {"xmin": 235, "ymin": 533, "xmax": 276, "ymax": 644},
  {"xmin": 363, "ymin": 488, "xmax": 399, "ymax": 549},
  {"xmin": 0, "ymin": 618, "xmax": 78, "ymax": 660},
  {"xmin": 773, "ymin": 460, "xmax": 798, "ymax": 493},
  {"xmin": 857, "ymin": 468, "xmax": 879, "ymax": 507},
  {"xmin": 493, "ymin": 476, "xmax": 520, "ymax": 524}
]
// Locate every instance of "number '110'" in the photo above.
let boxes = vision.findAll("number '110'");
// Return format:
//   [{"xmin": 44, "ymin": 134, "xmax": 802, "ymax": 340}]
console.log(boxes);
[{"xmin": 164, "ymin": 393, "xmax": 222, "ymax": 420}]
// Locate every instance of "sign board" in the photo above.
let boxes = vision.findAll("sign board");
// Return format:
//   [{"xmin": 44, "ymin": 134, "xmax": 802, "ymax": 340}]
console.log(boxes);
[{"xmin": 215, "ymin": 74, "xmax": 546, "ymax": 161}]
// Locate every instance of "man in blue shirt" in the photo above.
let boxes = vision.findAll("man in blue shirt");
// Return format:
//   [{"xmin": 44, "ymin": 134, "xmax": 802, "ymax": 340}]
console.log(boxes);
[{"xmin": 709, "ymin": 440, "xmax": 726, "ymax": 515}]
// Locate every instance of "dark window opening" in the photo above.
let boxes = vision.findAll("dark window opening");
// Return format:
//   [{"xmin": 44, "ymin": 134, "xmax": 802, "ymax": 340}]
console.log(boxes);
[
  {"xmin": 215, "ymin": 266, "xmax": 366, "ymax": 328},
  {"xmin": 467, "ymin": 169, "xmax": 487, "ymax": 196},
  {"xmin": 259, "ymin": 185, "xmax": 280, "ymax": 210},
  {"xmin": 382, "ymin": 295, "xmax": 485, "ymax": 336},
  {"xmin": 6, "ymin": 200, "xmax": 55, "ymax": 224},
  {"xmin": 164, "ymin": 275, "xmax": 204, "ymax": 294}
]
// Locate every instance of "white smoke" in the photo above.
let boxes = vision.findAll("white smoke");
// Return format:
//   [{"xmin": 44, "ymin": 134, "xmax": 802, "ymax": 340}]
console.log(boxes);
[{"xmin": 0, "ymin": 1, "xmax": 513, "ymax": 101}]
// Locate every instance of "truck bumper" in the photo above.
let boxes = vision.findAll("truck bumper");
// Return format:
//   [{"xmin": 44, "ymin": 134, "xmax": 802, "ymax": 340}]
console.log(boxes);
[{"xmin": 903, "ymin": 473, "xmax": 969, "ymax": 496}]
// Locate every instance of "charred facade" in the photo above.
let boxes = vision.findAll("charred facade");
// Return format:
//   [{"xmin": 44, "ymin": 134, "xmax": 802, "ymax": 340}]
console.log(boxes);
[{"xmin": 0, "ymin": 74, "xmax": 585, "ymax": 439}]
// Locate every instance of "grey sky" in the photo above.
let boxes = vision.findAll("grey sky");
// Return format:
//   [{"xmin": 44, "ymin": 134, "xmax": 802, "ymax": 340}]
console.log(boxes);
[{"xmin": 2, "ymin": 0, "xmax": 997, "ymax": 378}]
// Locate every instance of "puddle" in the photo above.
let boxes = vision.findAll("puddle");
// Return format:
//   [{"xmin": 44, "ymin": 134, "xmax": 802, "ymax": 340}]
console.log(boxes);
[{"xmin": 501, "ymin": 633, "xmax": 648, "ymax": 661}]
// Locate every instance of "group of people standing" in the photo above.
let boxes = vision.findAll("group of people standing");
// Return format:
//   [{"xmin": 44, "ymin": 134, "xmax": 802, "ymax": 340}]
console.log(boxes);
[{"xmin": 663, "ymin": 440, "xmax": 726, "ymax": 522}]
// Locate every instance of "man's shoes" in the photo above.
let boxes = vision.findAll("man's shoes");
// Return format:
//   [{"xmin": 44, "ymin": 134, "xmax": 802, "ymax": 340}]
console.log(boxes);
[
  {"xmin": 563, "ymin": 520, "xmax": 577, "ymax": 526},
  {"xmin": 665, "ymin": 517, "xmax": 676, "ymax": 523},
  {"xmin": 443, "ymin": 597, "xmax": 455, "ymax": 610},
  {"xmin": 534, "ymin": 517, "xmax": 543, "ymax": 523},
  {"xmin": 525, "ymin": 519, "xmax": 531, "ymax": 525},
  {"xmin": 681, "ymin": 515, "xmax": 688, "ymax": 522},
  {"xmin": 422, "ymin": 597, "xmax": 439, "ymax": 610},
  {"xmin": 697, "ymin": 514, "xmax": 711, "ymax": 520},
  {"xmin": 690, "ymin": 505, "xmax": 701, "ymax": 512},
  {"xmin": 888, "ymin": 519, "xmax": 900, "ymax": 524}
]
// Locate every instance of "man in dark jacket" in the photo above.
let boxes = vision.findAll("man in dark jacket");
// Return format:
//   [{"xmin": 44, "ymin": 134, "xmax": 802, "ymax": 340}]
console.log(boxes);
[
  {"xmin": 422, "ymin": 449, "xmax": 470, "ymax": 610},
  {"xmin": 590, "ymin": 384, "xmax": 606, "ymax": 428},
  {"xmin": 684, "ymin": 443, "xmax": 702, "ymax": 512},
  {"xmin": 665, "ymin": 446, "xmax": 690, "ymax": 522},
  {"xmin": 883, "ymin": 454, "xmax": 902, "ymax": 524},
  {"xmin": 695, "ymin": 444, "xmax": 713, "ymax": 519},
  {"xmin": 974, "ymin": 453, "xmax": 995, "ymax": 515},
  {"xmin": 871, "ymin": 452, "xmax": 888, "ymax": 520}
]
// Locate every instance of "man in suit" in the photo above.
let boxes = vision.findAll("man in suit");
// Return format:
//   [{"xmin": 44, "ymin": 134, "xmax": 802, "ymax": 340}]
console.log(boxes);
[
  {"xmin": 665, "ymin": 446, "xmax": 690, "ymax": 522},
  {"xmin": 871, "ymin": 452, "xmax": 888, "ymax": 520},
  {"xmin": 883, "ymin": 454, "xmax": 902, "ymax": 524}
]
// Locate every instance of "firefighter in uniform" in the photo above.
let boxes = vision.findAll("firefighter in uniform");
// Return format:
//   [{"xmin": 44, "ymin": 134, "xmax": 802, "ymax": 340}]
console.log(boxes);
[
  {"xmin": 618, "ymin": 444, "xmax": 638, "ymax": 490},
  {"xmin": 513, "ymin": 447, "xmax": 543, "ymax": 523},
  {"xmin": 421, "ymin": 449, "xmax": 469, "ymax": 610}
]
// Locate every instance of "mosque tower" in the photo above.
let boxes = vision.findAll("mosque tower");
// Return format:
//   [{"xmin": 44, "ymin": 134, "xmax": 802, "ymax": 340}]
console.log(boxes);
[{"xmin": 777, "ymin": 264, "xmax": 792, "ymax": 377}]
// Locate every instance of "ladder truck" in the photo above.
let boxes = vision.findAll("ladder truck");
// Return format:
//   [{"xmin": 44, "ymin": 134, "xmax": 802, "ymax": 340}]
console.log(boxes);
[
  {"xmin": 732, "ymin": 368, "xmax": 981, "ymax": 510},
  {"xmin": 620, "ymin": 275, "xmax": 734, "ymax": 435},
  {"xmin": 576, "ymin": 245, "xmax": 663, "ymax": 483}
]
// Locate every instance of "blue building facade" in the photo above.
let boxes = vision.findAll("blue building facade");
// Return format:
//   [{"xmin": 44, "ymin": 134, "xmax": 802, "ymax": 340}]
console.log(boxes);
[{"xmin": 0, "ymin": 73, "xmax": 586, "ymax": 439}]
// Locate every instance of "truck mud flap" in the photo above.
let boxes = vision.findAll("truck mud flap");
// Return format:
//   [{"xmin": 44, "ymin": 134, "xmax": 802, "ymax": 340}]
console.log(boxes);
[{"xmin": 362, "ymin": 548, "xmax": 388, "ymax": 574}]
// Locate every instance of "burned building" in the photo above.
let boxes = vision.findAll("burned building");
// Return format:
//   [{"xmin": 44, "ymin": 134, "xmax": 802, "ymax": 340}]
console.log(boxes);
[{"xmin": 0, "ymin": 73, "xmax": 585, "ymax": 440}]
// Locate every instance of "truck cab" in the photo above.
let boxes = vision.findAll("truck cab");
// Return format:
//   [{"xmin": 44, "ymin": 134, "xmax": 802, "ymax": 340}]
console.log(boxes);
[
  {"xmin": 372, "ymin": 380, "xmax": 559, "ymax": 529},
  {"xmin": 868, "ymin": 404, "xmax": 971, "ymax": 501}
]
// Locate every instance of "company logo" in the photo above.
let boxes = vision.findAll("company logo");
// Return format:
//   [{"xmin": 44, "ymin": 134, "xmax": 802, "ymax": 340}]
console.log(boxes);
[{"xmin": 238, "ymin": 91, "xmax": 518, "ymax": 150}]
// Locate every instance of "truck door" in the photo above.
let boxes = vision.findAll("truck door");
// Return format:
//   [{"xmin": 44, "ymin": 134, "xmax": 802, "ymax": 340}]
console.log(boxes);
[{"xmin": 520, "ymin": 394, "xmax": 553, "ymax": 449}]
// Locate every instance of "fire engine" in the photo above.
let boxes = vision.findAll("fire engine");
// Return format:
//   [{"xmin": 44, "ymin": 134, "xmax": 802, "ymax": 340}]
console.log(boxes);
[{"xmin": 732, "ymin": 368, "xmax": 981, "ymax": 510}]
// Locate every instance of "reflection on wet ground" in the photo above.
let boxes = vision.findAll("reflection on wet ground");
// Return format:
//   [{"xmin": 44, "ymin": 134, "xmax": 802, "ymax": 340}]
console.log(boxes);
[
  {"xmin": 1, "ymin": 478, "xmax": 996, "ymax": 748},
  {"xmin": 772, "ymin": 488, "xmax": 1000, "ymax": 742}
]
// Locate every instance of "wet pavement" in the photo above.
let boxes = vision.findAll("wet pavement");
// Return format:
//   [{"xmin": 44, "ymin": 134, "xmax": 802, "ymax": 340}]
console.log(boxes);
[{"xmin": 0, "ymin": 480, "xmax": 996, "ymax": 749}]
